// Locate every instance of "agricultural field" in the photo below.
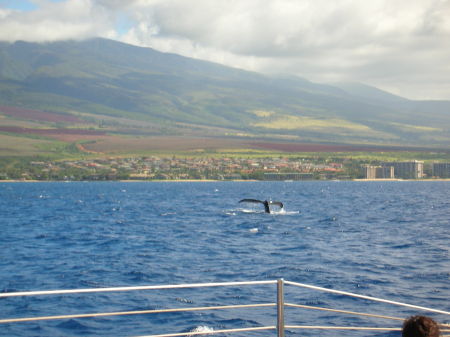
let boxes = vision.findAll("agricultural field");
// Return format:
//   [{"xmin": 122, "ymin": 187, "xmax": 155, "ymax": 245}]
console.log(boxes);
[
  {"xmin": 0, "ymin": 106, "xmax": 87, "ymax": 124},
  {"xmin": 80, "ymin": 136, "xmax": 251, "ymax": 154},
  {"xmin": 1, "ymin": 104, "xmax": 449, "ymax": 165},
  {"xmin": 1, "ymin": 128, "xmax": 449, "ymax": 162},
  {"xmin": 0, "ymin": 134, "xmax": 71, "ymax": 157}
]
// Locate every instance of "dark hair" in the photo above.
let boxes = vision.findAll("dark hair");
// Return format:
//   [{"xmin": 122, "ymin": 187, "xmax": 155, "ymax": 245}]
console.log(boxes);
[{"xmin": 402, "ymin": 316, "xmax": 440, "ymax": 337}]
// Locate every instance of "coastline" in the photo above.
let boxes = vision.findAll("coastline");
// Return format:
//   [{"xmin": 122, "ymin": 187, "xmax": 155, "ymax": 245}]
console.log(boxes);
[{"xmin": 1, "ymin": 179, "xmax": 450, "ymax": 183}]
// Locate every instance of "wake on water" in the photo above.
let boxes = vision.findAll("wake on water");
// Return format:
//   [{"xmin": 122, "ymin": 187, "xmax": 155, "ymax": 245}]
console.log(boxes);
[
  {"xmin": 231, "ymin": 207, "xmax": 300, "ymax": 215},
  {"xmin": 190, "ymin": 326, "xmax": 214, "ymax": 334}
]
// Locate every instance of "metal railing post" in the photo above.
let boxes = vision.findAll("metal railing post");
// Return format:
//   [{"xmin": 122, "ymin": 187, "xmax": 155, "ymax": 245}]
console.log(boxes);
[{"xmin": 277, "ymin": 279, "xmax": 285, "ymax": 337}]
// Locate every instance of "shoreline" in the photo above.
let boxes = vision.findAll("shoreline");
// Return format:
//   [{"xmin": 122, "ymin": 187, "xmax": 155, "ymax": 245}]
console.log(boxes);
[{"xmin": 1, "ymin": 179, "xmax": 450, "ymax": 183}]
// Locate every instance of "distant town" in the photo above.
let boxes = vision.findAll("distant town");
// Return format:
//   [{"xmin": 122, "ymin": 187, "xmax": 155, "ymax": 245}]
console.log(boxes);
[{"xmin": 1, "ymin": 156, "xmax": 449, "ymax": 181}]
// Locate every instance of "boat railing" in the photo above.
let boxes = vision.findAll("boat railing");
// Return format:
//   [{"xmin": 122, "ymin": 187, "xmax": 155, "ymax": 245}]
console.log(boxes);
[{"xmin": 1, "ymin": 279, "xmax": 449, "ymax": 336}]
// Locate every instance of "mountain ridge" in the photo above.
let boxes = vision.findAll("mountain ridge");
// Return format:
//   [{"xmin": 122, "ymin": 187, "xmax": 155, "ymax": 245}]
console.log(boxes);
[{"xmin": 0, "ymin": 37, "xmax": 449, "ymax": 148}]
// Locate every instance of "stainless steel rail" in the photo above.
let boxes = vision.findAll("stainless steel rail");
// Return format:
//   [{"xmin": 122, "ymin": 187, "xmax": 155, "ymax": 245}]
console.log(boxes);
[
  {"xmin": 285, "ymin": 280, "xmax": 450, "ymax": 315},
  {"xmin": 1, "ymin": 279, "xmax": 449, "ymax": 337},
  {"xmin": 0, "ymin": 280, "xmax": 276, "ymax": 298}
]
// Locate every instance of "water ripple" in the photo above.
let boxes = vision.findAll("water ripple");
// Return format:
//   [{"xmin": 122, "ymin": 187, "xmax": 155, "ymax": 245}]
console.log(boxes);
[{"xmin": 0, "ymin": 181, "xmax": 448, "ymax": 336}]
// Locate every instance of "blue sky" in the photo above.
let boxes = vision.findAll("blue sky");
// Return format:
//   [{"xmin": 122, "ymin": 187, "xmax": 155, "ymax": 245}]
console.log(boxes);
[
  {"xmin": 0, "ymin": 0, "xmax": 37, "ymax": 11},
  {"xmin": 0, "ymin": 0, "xmax": 67, "ymax": 11},
  {"xmin": 0, "ymin": 0, "xmax": 449, "ymax": 100}
]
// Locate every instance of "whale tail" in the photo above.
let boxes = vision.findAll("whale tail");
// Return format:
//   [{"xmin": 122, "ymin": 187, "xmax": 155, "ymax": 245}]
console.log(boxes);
[
  {"xmin": 239, "ymin": 198, "xmax": 265, "ymax": 205},
  {"xmin": 269, "ymin": 201, "xmax": 284, "ymax": 209},
  {"xmin": 239, "ymin": 199, "xmax": 284, "ymax": 213}
]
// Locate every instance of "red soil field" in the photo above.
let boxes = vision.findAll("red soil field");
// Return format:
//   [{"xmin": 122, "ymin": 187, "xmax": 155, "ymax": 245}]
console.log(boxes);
[
  {"xmin": 0, "ymin": 106, "xmax": 86, "ymax": 124},
  {"xmin": 1, "ymin": 123, "xmax": 437, "ymax": 154},
  {"xmin": 49, "ymin": 135, "xmax": 109, "ymax": 142},
  {"xmin": 249, "ymin": 142, "xmax": 414, "ymax": 152},
  {"xmin": 0, "ymin": 126, "xmax": 106, "ymax": 141},
  {"xmin": 82, "ymin": 136, "xmax": 245, "ymax": 152},
  {"xmin": 74, "ymin": 137, "xmax": 434, "ymax": 154}
]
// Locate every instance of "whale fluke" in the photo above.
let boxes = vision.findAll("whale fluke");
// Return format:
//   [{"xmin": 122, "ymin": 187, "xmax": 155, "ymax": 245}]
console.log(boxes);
[
  {"xmin": 239, "ymin": 198, "xmax": 265, "ymax": 204},
  {"xmin": 239, "ymin": 199, "xmax": 284, "ymax": 213},
  {"xmin": 269, "ymin": 201, "xmax": 284, "ymax": 209}
]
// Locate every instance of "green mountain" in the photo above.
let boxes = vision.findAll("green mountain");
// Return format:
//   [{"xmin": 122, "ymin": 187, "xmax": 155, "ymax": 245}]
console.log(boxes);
[{"xmin": 0, "ymin": 38, "xmax": 449, "ymax": 147}]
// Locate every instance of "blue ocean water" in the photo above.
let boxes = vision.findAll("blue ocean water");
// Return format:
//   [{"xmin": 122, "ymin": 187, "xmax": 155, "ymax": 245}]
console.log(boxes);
[{"xmin": 0, "ymin": 181, "xmax": 448, "ymax": 336}]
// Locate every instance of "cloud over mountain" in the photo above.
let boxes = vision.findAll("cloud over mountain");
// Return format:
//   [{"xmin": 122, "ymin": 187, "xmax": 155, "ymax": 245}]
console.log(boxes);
[{"xmin": 0, "ymin": 0, "xmax": 449, "ymax": 100}]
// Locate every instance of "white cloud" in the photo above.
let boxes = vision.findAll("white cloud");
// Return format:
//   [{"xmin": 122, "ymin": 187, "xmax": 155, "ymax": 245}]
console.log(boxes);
[
  {"xmin": 118, "ymin": 0, "xmax": 450, "ymax": 99},
  {"xmin": 0, "ymin": 0, "xmax": 116, "ymax": 42},
  {"xmin": 0, "ymin": 0, "xmax": 449, "ymax": 100}
]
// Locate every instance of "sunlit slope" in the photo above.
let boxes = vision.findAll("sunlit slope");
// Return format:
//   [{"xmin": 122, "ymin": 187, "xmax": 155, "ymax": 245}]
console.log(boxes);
[{"xmin": 0, "ymin": 38, "xmax": 449, "ymax": 146}]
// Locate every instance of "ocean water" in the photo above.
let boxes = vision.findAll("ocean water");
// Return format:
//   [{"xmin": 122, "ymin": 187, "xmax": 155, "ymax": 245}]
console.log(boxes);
[{"xmin": 0, "ymin": 181, "xmax": 448, "ymax": 336}]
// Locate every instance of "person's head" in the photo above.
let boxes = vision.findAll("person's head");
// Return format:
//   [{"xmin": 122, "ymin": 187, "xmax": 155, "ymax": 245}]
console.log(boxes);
[{"xmin": 402, "ymin": 315, "xmax": 440, "ymax": 337}]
